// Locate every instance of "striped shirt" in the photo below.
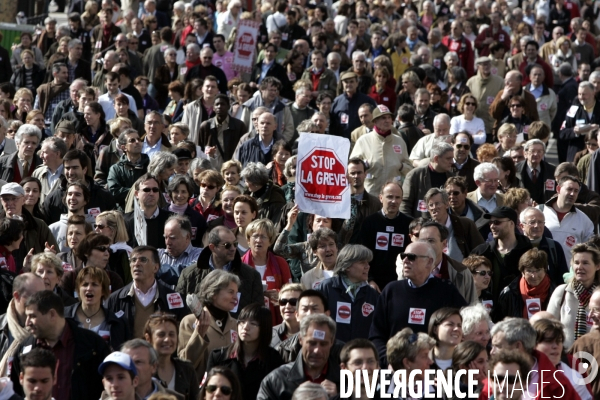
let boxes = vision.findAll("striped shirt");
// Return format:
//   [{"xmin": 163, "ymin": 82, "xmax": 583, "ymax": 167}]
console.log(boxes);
[{"xmin": 157, "ymin": 244, "xmax": 202, "ymax": 287}]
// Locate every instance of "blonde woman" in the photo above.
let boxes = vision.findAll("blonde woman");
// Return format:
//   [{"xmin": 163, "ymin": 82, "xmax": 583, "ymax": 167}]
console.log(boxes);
[
  {"xmin": 397, "ymin": 70, "xmax": 421, "ymax": 107},
  {"xmin": 10, "ymin": 50, "xmax": 45, "ymax": 93},
  {"xmin": 93, "ymin": 210, "xmax": 132, "ymax": 284}
]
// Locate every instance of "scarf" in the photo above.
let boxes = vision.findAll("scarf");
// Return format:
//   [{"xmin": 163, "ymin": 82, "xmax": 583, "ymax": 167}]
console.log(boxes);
[
  {"xmin": 519, "ymin": 275, "xmax": 551, "ymax": 319},
  {"xmin": 573, "ymin": 280, "xmax": 597, "ymax": 340},
  {"xmin": 341, "ymin": 274, "xmax": 366, "ymax": 299},
  {"xmin": 185, "ymin": 58, "xmax": 201, "ymax": 70},
  {"xmin": 169, "ymin": 203, "xmax": 188, "ymax": 214},
  {"xmin": 274, "ymin": 162, "xmax": 286, "ymax": 186},
  {"xmin": 0, "ymin": 300, "xmax": 31, "ymax": 376},
  {"xmin": 223, "ymin": 213, "xmax": 236, "ymax": 229},
  {"xmin": 206, "ymin": 303, "xmax": 229, "ymax": 332},
  {"xmin": 110, "ymin": 241, "xmax": 132, "ymax": 256},
  {"xmin": 373, "ymin": 125, "xmax": 391, "ymax": 137},
  {"xmin": 0, "ymin": 246, "xmax": 16, "ymax": 273}
]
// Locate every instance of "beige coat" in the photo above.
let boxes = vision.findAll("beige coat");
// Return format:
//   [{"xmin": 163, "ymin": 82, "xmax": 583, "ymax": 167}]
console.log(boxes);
[
  {"xmin": 178, "ymin": 312, "xmax": 238, "ymax": 381},
  {"xmin": 466, "ymin": 72, "xmax": 505, "ymax": 135},
  {"xmin": 350, "ymin": 130, "xmax": 413, "ymax": 195},
  {"xmin": 547, "ymin": 282, "xmax": 582, "ymax": 349},
  {"xmin": 467, "ymin": 190, "xmax": 505, "ymax": 208}
]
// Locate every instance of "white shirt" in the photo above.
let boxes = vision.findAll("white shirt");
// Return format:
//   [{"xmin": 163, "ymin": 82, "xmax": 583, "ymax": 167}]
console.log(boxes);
[
  {"xmin": 476, "ymin": 188, "xmax": 498, "ymax": 212},
  {"xmin": 97, "ymin": 90, "xmax": 138, "ymax": 122},
  {"xmin": 134, "ymin": 279, "xmax": 158, "ymax": 307},
  {"xmin": 449, "ymin": 115, "xmax": 487, "ymax": 144}
]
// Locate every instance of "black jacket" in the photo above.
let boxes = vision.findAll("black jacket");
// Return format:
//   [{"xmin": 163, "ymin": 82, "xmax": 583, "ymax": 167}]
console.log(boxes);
[
  {"xmin": 275, "ymin": 331, "xmax": 346, "ymax": 364},
  {"xmin": 251, "ymin": 61, "xmax": 292, "ymax": 100},
  {"xmin": 9, "ymin": 64, "xmax": 44, "ymax": 93},
  {"xmin": 106, "ymin": 280, "xmax": 190, "ymax": 335},
  {"xmin": 64, "ymin": 303, "xmax": 130, "ymax": 351},
  {"xmin": 515, "ymin": 160, "xmax": 557, "ymax": 205},
  {"xmin": 0, "ymin": 46, "xmax": 13, "ymax": 84},
  {"xmin": 163, "ymin": 357, "xmax": 199, "ymax": 400},
  {"xmin": 107, "ymin": 153, "xmax": 151, "ymax": 208},
  {"xmin": 257, "ymin": 351, "xmax": 341, "ymax": 400},
  {"xmin": 538, "ymin": 236, "xmax": 569, "ymax": 286},
  {"xmin": 51, "ymin": 97, "xmax": 78, "ymax": 134},
  {"xmin": 317, "ymin": 275, "xmax": 379, "ymax": 343},
  {"xmin": 185, "ymin": 64, "xmax": 228, "ymax": 93},
  {"xmin": 207, "ymin": 346, "xmax": 285, "ymax": 400},
  {"xmin": 559, "ymin": 101, "xmax": 600, "ymax": 162},
  {"xmin": 43, "ymin": 175, "xmax": 117, "ymax": 224},
  {"xmin": 124, "ymin": 208, "xmax": 173, "ymax": 249},
  {"xmin": 10, "ymin": 318, "xmax": 110, "ymax": 400},
  {"xmin": 491, "ymin": 276, "xmax": 557, "ymax": 322},
  {"xmin": 0, "ymin": 152, "xmax": 43, "ymax": 182},
  {"xmin": 237, "ymin": 135, "xmax": 275, "ymax": 167},
  {"xmin": 175, "ymin": 247, "xmax": 263, "ymax": 318},
  {"xmin": 396, "ymin": 121, "xmax": 424, "ymax": 155},
  {"xmin": 553, "ymin": 77, "xmax": 577, "ymax": 134}
]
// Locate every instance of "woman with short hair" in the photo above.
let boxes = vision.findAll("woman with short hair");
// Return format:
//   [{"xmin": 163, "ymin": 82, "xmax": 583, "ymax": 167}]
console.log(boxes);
[
  {"xmin": 387, "ymin": 328, "xmax": 435, "ymax": 392},
  {"xmin": 93, "ymin": 210, "xmax": 132, "ymax": 284},
  {"xmin": 32, "ymin": 252, "xmax": 77, "ymax": 306},
  {"xmin": 300, "ymin": 228, "xmax": 339, "ymax": 290},
  {"xmin": 463, "ymin": 255, "xmax": 494, "ymax": 304},
  {"xmin": 12, "ymin": 88, "xmax": 34, "ymax": 122},
  {"xmin": 190, "ymin": 170, "xmax": 225, "ymax": 222},
  {"xmin": 166, "ymin": 175, "xmax": 207, "ymax": 248},
  {"xmin": 240, "ymin": 162, "xmax": 286, "ymax": 223},
  {"xmin": 460, "ymin": 304, "xmax": 493, "ymax": 347}
]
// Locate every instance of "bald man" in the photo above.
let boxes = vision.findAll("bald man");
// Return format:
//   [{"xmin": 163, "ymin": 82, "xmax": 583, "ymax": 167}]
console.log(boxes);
[{"xmin": 237, "ymin": 112, "xmax": 278, "ymax": 167}]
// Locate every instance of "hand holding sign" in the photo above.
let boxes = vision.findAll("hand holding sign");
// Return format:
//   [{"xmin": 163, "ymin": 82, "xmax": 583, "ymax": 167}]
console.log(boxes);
[{"xmin": 285, "ymin": 204, "xmax": 300, "ymax": 231}]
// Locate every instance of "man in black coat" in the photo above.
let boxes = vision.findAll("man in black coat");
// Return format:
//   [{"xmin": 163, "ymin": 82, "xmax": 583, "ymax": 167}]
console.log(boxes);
[
  {"xmin": 553, "ymin": 63, "xmax": 578, "ymax": 135},
  {"xmin": 43, "ymin": 150, "xmax": 117, "ymax": 224},
  {"xmin": 250, "ymin": 43, "xmax": 292, "ymax": 100},
  {"xmin": 0, "ymin": 43, "xmax": 12, "ymax": 84},
  {"xmin": 237, "ymin": 112, "xmax": 279, "ymax": 167},
  {"xmin": 185, "ymin": 48, "xmax": 228, "ymax": 93},
  {"xmin": 10, "ymin": 291, "xmax": 111, "ymax": 400},
  {"xmin": 515, "ymin": 139, "xmax": 557, "ymax": 205}
]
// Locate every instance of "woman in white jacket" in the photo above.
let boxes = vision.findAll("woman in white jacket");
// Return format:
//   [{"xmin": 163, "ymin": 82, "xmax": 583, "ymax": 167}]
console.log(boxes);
[
  {"xmin": 216, "ymin": 0, "xmax": 242, "ymax": 42},
  {"xmin": 547, "ymin": 243, "xmax": 600, "ymax": 349},
  {"xmin": 449, "ymin": 94, "xmax": 487, "ymax": 149}
]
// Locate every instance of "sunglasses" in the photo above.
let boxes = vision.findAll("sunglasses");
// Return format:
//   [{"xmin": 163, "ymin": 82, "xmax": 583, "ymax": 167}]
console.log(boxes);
[
  {"xmin": 141, "ymin": 187, "xmax": 160, "ymax": 193},
  {"xmin": 455, "ymin": 144, "xmax": 470, "ymax": 150},
  {"xmin": 473, "ymin": 270, "xmax": 493, "ymax": 277},
  {"xmin": 206, "ymin": 385, "xmax": 232, "ymax": 395},
  {"xmin": 200, "ymin": 183, "xmax": 217, "ymax": 190},
  {"xmin": 465, "ymin": 102, "xmax": 476, "ymax": 106},
  {"xmin": 510, "ymin": 104, "xmax": 522, "ymax": 108},
  {"xmin": 94, "ymin": 246, "xmax": 110, "ymax": 252},
  {"xmin": 217, "ymin": 241, "xmax": 239, "ymax": 249},
  {"xmin": 489, "ymin": 219, "xmax": 510, "ymax": 226},
  {"xmin": 401, "ymin": 253, "xmax": 430, "ymax": 262},
  {"xmin": 447, "ymin": 190, "xmax": 462, "ymax": 196},
  {"xmin": 94, "ymin": 224, "xmax": 108, "ymax": 230},
  {"xmin": 279, "ymin": 298, "xmax": 298, "ymax": 306}
]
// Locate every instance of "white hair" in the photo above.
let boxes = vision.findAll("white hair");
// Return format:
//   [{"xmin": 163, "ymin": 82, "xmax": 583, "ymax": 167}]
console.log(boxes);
[
  {"xmin": 460, "ymin": 304, "xmax": 494, "ymax": 336},
  {"xmin": 433, "ymin": 113, "xmax": 450, "ymax": 126},
  {"xmin": 523, "ymin": 138, "xmax": 546, "ymax": 153},
  {"xmin": 173, "ymin": 1, "xmax": 185, "ymax": 11},
  {"xmin": 15, "ymin": 124, "xmax": 42, "ymax": 145},
  {"xmin": 519, "ymin": 206, "xmax": 544, "ymax": 224},
  {"xmin": 228, "ymin": 0, "xmax": 242, "ymax": 11},
  {"xmin": 474, "ymin": 162, "xmax": 500, "ymax": 182},
  {"xmin": 352, "ymin": 50, "xmax": 366, "ymax": 61}
]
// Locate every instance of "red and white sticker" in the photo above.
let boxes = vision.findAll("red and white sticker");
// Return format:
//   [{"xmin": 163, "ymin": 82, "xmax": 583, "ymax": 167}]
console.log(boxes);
[
  {"xmin": 482, "ymin": 300, "xmax": 493, "ymax": 313},
  {"xmin": 341, "ymin": 113, "xmax": 349, "ymax": 124},
  {"xmin": 567, "ymin": 105, "xmax": 578, "ymax": 118},
  {"xmin": 526, "ymin": 298, "xmax": 541, "ymax": 318},
  {"xmin": 62, "ymin": 263, "xmax": 73, "ymax": 272},
  {"xmin": 88, "ymin": 207, "xmax": 101, "ymax": 217},
  {"xmin": 566, "ymin": 235, "xmax": 577, "ymax": 248},
  {"xmin": 433, "ymin": 59, "xmax": 441, "ymax": 68},
  {"xmin": 487, "ymin": 96, "xmax": 494, "ymax": 105},
  {"xmin": 230, "ymin": 330, "xmax": 238, "ymax": 343},
  {"xmin": 191, "ymin": 227, "xmax": 197, "ymax": 240},
  {"xmin": 375, "ymin": 233, "xmax": 389, "ymax": 250},
  {"xmin": 450, "ymin": 42, "xmax": 459, "ymax": 51},
  {"xmin": 393, "ymin": 145, "xmax": 402, "ymax": 154},
  {"xmin": 545, "ymin": 179, "xmax": 555, "ymax": 191},
  {"xmin": 408, "ymin": 308, "xmax": 426, "ymax": 325},
  {"xmin": 417, "ymin": 200, "xmax": 428, "ymax": 212},
  {"xmin": 312, "ymin": 280, "xmax": 324, "ymax": 289},
  {"xmin": 313, "ymin": 329, "xmax": 326, "ymax": 340},
  {"xmin": 207, "ymin": 214, "xmax": 219, "ymax": 222},
  {"xmin": 0, "ymin": 258, "xmax": 6, "ymax": 270},
  {"xmin": 167, "ymin": 293, "xmax": 184, "ymax": 309},
  {"xmin": 362, "ymin": 302, "xmax": 374, "ymax": 317},
  {"xmin": 231, "ymin": 292, "xmax": 242, "ymax": 313},
  {"xmin": 336, "ymin": 301, "xmax": 352, "ymax": 324},
  {"xmin": 180, "ymin": 66, "xmax": 188, "ymax": 75},
  {"xmin": 540, "ymin": 102, "xmax": 548, "ymax": 111},
  {"xmin": 391, "ymin": 234, "xmax": 405, "ymax": 247}
]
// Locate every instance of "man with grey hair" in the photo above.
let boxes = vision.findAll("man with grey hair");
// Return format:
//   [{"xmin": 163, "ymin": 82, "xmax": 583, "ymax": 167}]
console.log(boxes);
[
  {"xmin": 64, "ymin": 39, "xmax": 91, "ymax": 83},
  {"xmin": 370, "ymin": 241, "xmax": 468, "ymax": 364},
  {"xmin": 157, "ymin": 215, "xmax": 202, "ymax": 287},
  {"xmin": 0, "ymin": 116, "xmax": 16, "ymax": 157},
  {"xmin": 181, "ymin": 43, "xmax": 200, "ymax": 80},
  {"xmin": 120, "ymin": 339, "xmax": 183, "ymax": 400},
  {"xmin": 186, "ymin": 47, "xmax": 228, "ymax": 93},
  {"xmin": 409, "ymin": 113, "xmax": 451, "ymax": 166},
  {"xmin": 289, "ymin": 87, "xmax": 316, "ymax": 137},
  {"xmin": 310, "ymin": 112, "xmax": 328, "ymax": 134},
  {"xmin": 92, "ymin": 50, "xmax": 120, "ymax": 92},
  {"xmin": 519, "ymin": 206, "xmax": 568, "ymax": 285},
  {"xmin": 142, "ymin": 111, "xmax": 170, "ymax": 159},
  {"xmin": 32, "ymin": 136, "xmax": 68, "ymax": 204},
  {"xmin": 402, "ymin": 141, "xmax": 454, "ymax": 217},
  {"xmin": 233, "ymin": 106, "xmax": 270, "ymax": 159},
  {"xmin": 467, "ymin": 162, "xmax": 505, "ymax": 212},
  {"xmin": 427, "ymin": 28, "xmax": 448, "ymax": 72},
  {"xmin": 0, "ymin": 124, "xmax": 42, "ymax": 182},
  {"xmin": 176, "ymin": 225, "xmax": 262, "ymax": 317},
  {"xmin": 554, "ymin": 62, "xmax": 578, "ymax": 134},
  {"xmin": 51, "ymin": 77, "xmax": 87, "ymax": 135},
  {"xmin": 514, "ymin": 139, "xmax": 556, "ymax": 204},
  {"xmin": 237, "ymin": 112, "xmax": 278, "ymax": 167},
  {"xmin": 490, "ymin": 317, "xmax": 580, "ymax": 399},
  {"xmin": 258, "ymin": 314, "xmax": 340, "ymax": 400},
  {"xmin": 349, "ymin": 51, "xmax": 374, "ymax": 95},
  {"xmin": 326, "ymin": 52, "xmax": 342, "ymax": 82},
  {"xmin": 559, "ymin": 81, "xmax": 600, "ymax": 163},
  {"xmin": 292, "ymin": 384, "xmax": 327, "ymax": 400}
]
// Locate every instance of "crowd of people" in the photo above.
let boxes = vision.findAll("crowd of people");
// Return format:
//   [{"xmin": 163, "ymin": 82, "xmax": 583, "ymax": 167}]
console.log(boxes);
[{"xmin": 1, "ymin": 0, "xmax": 600, "ymax": 399}]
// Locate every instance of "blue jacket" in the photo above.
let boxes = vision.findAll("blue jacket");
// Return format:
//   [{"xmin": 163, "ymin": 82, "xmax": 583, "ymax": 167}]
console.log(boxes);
[
  {"xmin": 317, "ymin": 275, "xmax": 379, "ymax": 343},
  {"xmin": 237, "ymin": 135, "xmax": 275, "ymax": 167},
  {"xmin": 331, "ymin": 91, "xmax": 376, "ymax": 139}
]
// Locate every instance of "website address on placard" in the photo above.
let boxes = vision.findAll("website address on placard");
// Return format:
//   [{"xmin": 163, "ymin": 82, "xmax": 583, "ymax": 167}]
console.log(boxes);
[{"xmin": 304, "ymin": 193, "xmax": 342, "ymax": 201}]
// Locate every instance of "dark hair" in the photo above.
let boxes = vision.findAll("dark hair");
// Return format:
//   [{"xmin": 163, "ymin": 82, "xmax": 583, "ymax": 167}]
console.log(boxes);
[
  {"xmin": 215, "ymin": 93, "xmax": 230, "ymax": 106},
  {"xmin": 259, "ymin": 76, "xmax": 282, "ymax": 91},
  {"xmin": 451, "ymin": 341, "xmax": 486, "ymax": 376},
  {"xmin": 144, "ymin": 311, "xmax": 179, "ymax": 339},
  {"xmin": 199, "ymin": 367, "xmax": 243, "ymax": 400},
  {"xmin": 428, "ymin": 307, "xmax": 462, "ymax": 343},
  {"xmin": 316, "ymin": 92, "xmax": 334, "ymax": 104},
  {"xmin": 492, "ymin": 156, "xmax": 517, "ymax": 187},
  {"xmin": 444, "ymin": 176, "xmax": 468, "ymax": 193},
  {"xmin": 489, "ymin": 40, "xmax": 505, "ymax": 54},
  {"xmin": 264, "ymin": 42, "xmax": 278, "ymax": 53},
  {"xmin": 525, "ymin": 40, "xmax": 540, "ymax": 51},
  {"xmin": 233, "ymin": 195, "xmax": 258, "ymax": 215},
  {"xmin": 105, "ymin": 71, "xmax": 119, "ymax": 82},
  {"xmin": 167, "ymin": 175, "xmax": 194, "ymax": 201},
  {"xmin": 228, "ymin": 304, "xmax": 272, "ymax": 363},
  {"xmin": 451, "ymin": 131, "xmax": 474, "ymax": 146},
  {"xmin": 83, "ymin": 101, "xmax": 106, "ymax": 121},
  {"xmin": 271, "ymin": 139, "xmax": 292, "ymax": 157},
  {"xmin": 75, "ymin": 232, "xmax": 110, "ymax": 261},
  {"xmin": 0, "ymin": 82, "xmax": 16, "ymax": 98},
  {"xmin": 184, "ymin": 78, "xmax": 203, "ymax": 101},
  {"xmin": 66, "ymin": 214, "xmax": 93, "ymax": 234},
  {"xmin": 518, "ymin": 247, "xmax": 548, "ymax": 273},
  {"xmin": 419, "ymin": 220, "xmax": 449, "ymax": 241},
  {"xmin": 62, "ymin": 180, "xmax": 91, "ymax": 206},
  {"xmin": 489, "ymin": 350, "xmax": 532, "ymax": 377},
  {"xmin": 308, "ymin": 227, "xmax": 338, "ymax": 251},
  {"xmin": 348, "ymin": 157, "xmax": 367, "ymax": 171},
  {"xmin": 76, "ymin": 266, "xmax": 111, "ymax": 300},
  {"xmin": 0, "ymin": 218, "xmax": 25, "ymax": 246},
  {"xmin": 20, "ymin": 348, "xmax": 56, "ymax": 375},
  {"xmin": 25, "ymin": 290, "xmax": 64, "ymax": 318},
  {"xmin": 298, "ymin": 289, "xmax": 329, "ymax": 312},
  {"xmin": 114, "ymin": 93, "xmax": 130, "ymax": 106},
  {"xmin": 214, "ymin": 33, "xmax": 226, "ymax": 42},
  {"xmin": 398, "ymin": 104, "xmax": 415, "ymax": 122},
  {"xmin": 340, "ymin": 338, "xmax": 378, "ymax": 365},
  {"xmin": 116, "ymin": 65, "xmax": 131, "ymax": 78},
  {"xmin": 168, "ymin": 80, "xmax": 185, "ymax": 97},
  {"xmin": 532, "ymin": 318, "xmax": 565, "ymax": 345},
  {"xmin": 132, "ymin": 245, "xmax": 160, "ymax": 264},
  {"xmin": 160, "ymin": 27, "xmax": 173, "ymax": 42}
]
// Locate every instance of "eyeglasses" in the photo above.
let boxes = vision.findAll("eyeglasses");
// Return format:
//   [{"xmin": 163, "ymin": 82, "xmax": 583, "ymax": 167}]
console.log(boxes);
[
  {"xmin": 465, "ymin": 102, "xmax": 476, "ymax": 106},
  {"xmin": 94, "ymin": 224, "xmax": 108, "ymax": 230},
  {"xmin": 401, "ymin": 253, "xmax": 430, "ymax": 262},
  {"xmin": 217, "ymin": 241, "xmax": 238, "ymax": 249},
  {"xmin": 200, "ymin": 183, "xmax": 217, "ymax": 190},
  {"xmin": 523, "ymin": 219, "xmax": 544, "ymax": 226},
  {"xmin": 455, "ymin": 144, "xmax": 470, "ymax": 150},
  {"xmin": 206, "ymin": 385, "xmax": 232, "ymax": 395},
  {"xmin": 127, "ymin": 138, "xmax": 141, "ymax": 143},
  {"xmin": 447, "ymin": 190, "xmax": 462, "ymax": 196},
  {"xmin": 94, "ymin": 246, "xmax": 110, "ymax": 252},
  {"xmin": 489, "ymin": 219, "xmax": 510, "ymax": 226},
  {"xmin": 141, "ymin": 187, "xmax": 160, "ymax": 193},
  {"xmin": 130, "ymin": 256, "xmax": 150, "ymax": 263},
  {"xmin": 481, "ymin": 178, "xmax": 500, "ymax": 185},
  {"xmin": 473, "ymin": 270, "xmax": 493, "ymax": 277},
  {"xmin": 510, "ymin": 104, "xmax": 522, "ymax": 108},
  {"xmin": 279, "ymin": 298, "xmax": 298, "ymax": 306}
]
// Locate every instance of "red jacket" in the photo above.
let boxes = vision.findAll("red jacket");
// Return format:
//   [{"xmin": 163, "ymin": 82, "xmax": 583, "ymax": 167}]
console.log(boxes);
[
  {"xmin": 368, "ymin": 84, "xmax": 396, "ymax": 111},
  {"xmin": 441, "ymin": 35, "xmax": 474, "ymax": 77},
  {"xmin": 518, "ymin": 56, "xmax": 554, "ymax": 88},
  {"xmin": 474, "ymin": 27, "xmax": 511, "ymax": 56},
  {"xmin": 478, "ymin": 350, "xmax": 581, "ymax": 400}
]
